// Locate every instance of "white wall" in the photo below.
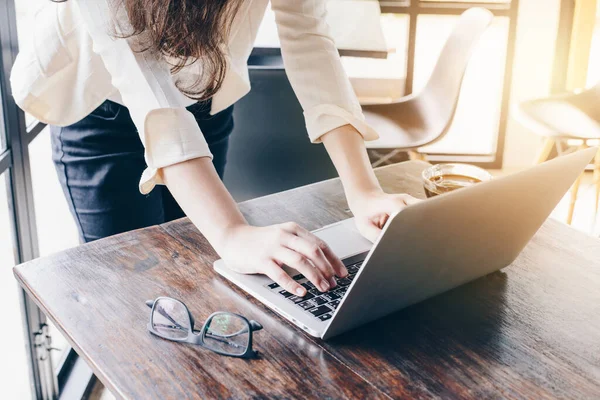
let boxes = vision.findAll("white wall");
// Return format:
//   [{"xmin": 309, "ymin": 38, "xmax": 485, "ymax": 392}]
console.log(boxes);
[{"xmin": 503, "ymin": 0, "xmax": 562, "ymax": 167}]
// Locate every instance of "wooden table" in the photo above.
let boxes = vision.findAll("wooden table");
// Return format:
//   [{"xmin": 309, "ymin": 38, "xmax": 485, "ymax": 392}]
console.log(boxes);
[
  {"xmin": 14, "ymin": 161, "xmax": 600, "ymax": 399},
  {"xmin": 253, "ymin": 0, "xmax": 388, "ymax": 59}
]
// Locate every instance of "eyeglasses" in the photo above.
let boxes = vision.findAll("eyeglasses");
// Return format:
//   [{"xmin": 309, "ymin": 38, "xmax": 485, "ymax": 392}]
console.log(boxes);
[{"xmin": 145, "ymin": 297, "xmax": 263, "ymax": 358}]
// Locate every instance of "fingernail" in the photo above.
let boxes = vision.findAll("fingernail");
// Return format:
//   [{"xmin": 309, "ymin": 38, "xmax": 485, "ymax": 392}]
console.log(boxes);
[
  {"xmin": 320, "ymin": 280, "xmax": 330, "ymax": 292},
  {"xmin": 340, "ymin": 266, "xmax": 348, "ymax": 277},
  {"xmin": 329, "ymin": 276, "xmax": 337, "ymax": 288},
  {"xmin": 296, "ymin": 287, "xmax": 306, "ymax": 296}
]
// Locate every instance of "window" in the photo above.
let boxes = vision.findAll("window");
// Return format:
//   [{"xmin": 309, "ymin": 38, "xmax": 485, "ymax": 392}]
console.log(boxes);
[
  {"xmin": 420, "ymin": 0, "xmax": 510, "ymax": 3},
  {"xmin": 586, "ymin": 1, "xmax": 600, "ymax": 86},
  {"xmin": 2, "ymin": 0, "xmax": 63, "ymax": 397},
  {"xmin": 29, "ymin": 128, "xmax": 79, "ymax": 259},
  {"xmin": 29, "ymin": 128, "xmax": 79, "ymax": 368},
  {"xmin": 342, "ymin": 14, "xmax": 410, "ymax": 102},
  {"xmin": 0, "ymin": 125, "xmax": 5, "ymax": 151},
  {"xmin": 15, "ymin": 0, "xmax": 45, "ymax": 127}
]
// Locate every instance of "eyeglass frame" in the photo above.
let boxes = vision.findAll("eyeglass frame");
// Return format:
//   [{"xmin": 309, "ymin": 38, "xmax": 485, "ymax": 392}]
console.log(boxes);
[{"xmin": 145, "ymin": 296, "xmax": 262, "ymax": 359}]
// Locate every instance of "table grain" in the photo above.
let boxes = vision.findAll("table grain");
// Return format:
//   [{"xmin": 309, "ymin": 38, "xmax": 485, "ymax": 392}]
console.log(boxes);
[{"xmin": 14, "ymin": 161, "xmax": 600, "ymax": 399}]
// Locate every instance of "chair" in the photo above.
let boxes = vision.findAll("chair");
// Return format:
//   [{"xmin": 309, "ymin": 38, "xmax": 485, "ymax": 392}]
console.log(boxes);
[
  {"xmin": 514, "ymin": 83, "xmax": 600, "ymax": 225},
  {"xmin": 362, "ymin": 8, "xmax": 494, "ymax": 166}
]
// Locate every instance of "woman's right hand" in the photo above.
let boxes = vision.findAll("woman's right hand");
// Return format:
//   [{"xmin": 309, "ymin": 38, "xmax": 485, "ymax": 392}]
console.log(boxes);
[
  {"xmin": 217, "ymin": 222, "xmax": 348, "ymax": 297},
  {"xmin": 161, "ymin": 158, "xmax": 347, "ymax": 295}
]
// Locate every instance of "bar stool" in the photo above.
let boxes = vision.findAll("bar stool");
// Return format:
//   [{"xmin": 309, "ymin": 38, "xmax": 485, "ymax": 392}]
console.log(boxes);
[{"xmin": 514, "ymin": 82, "xmax": 600, "ymax": 224}]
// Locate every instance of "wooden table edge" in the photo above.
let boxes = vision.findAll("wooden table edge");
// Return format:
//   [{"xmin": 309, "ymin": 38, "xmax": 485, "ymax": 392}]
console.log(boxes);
[
  {"xmin": 12, "ymin": 161, "xmax": 431, "ymax": 399},
  {"xmin": 13, "ymin": 257, "xmax": 138, "ymax": 400},
  {"xmin": 15, "ymin": 159, "xmax": 595, "ymax": 399}
]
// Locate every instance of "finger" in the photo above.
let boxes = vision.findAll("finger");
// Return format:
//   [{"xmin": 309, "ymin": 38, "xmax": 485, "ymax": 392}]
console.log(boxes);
[
  {"xmin": 319, "ymin": 242, "xmax": 347, "ymax": 278},
  {"xmin": 291, "ymin": 228, "xmax": 346, "ymax": 281},
  {"xmin": 262, "ymin": 261, "xmax": 305, "ymax": 296},
  {"xmin": 297, "ymin": 230, "xmax": 347, "ymax": 278},
  {"xmin": 290, "ymin": 224, "xmax": 347, "ymax": 278},
  {"xmin": 358, "ymin": 220, "xmax": 383, "ymax": 243},
  {"xmin": 280, "ymin": 224, "xmax": 336, "ymax": 281},
  {"xmin": 376, "ymin": 213, "xmax": 389, "ymax": 228},
  {"xmin": 274, "ymin": 248, "xmax": 330, "ymax": 293},
  {"xmin": 283, "ymin": 236, "xmax": 335, "ymax": 291}
]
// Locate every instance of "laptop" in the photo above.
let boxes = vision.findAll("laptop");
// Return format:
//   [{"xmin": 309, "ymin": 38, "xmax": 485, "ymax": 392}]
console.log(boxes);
[{"xmin": 214, "ymin": 147, "xmax": 597, "ymax": 340}]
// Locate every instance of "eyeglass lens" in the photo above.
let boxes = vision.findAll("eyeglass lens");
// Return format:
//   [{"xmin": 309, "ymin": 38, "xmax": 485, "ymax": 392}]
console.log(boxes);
[
  {"xmin": 151, "ymin": 298, "xmax": 190, "ymax": 340},
  {"xmin": 203, "ymin": 313, "xmax": 250, "ymax": 356}
]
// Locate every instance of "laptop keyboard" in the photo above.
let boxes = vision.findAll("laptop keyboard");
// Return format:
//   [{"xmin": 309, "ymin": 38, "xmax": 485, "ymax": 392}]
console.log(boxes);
[{"xmin": 264, "ymin": 260, "xmax": 363, "ymax": 322}]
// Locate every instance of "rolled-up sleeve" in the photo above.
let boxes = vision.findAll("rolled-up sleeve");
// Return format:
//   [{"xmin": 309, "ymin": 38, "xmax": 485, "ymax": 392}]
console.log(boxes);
[
  {"xmin": 76, "ymin": 0, "xmax": 211, "ymax": 194},
  {"xmin": 270, "ymin": 0, "xmax": 379, "ymax": 143}
]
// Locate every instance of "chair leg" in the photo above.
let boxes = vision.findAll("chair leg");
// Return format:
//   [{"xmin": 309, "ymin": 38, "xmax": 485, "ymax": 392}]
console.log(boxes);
[
  {"xmin": 594, "ymin": 148, "xmax": 600, "ymax": 220},
  {"xmin": 536, "ymin": 138, "xmax": 555, "ymax": 164},
  {"xmin": 408, "ymin": 151, "xmax": 426, "ymax": 161},
  {"xmin": 567, "ymin": 171, "xmax": 584, "ymax": 225},
  {"xmin": 371, "ymin": 149, "xmax": 402, "ymax": 168}
]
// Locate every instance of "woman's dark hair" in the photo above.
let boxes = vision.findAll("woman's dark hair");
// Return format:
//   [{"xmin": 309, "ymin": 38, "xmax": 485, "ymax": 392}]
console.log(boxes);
[{"xmin": 54, "ymin": 0, "xmax": 242, "ymax": 101}]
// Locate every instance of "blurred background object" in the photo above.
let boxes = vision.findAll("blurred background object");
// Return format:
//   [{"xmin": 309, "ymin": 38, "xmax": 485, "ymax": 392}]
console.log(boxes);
[
  {"xmin": 515, "ymin": 83, "xmax": 600, "ymax": 225},
  {"xmin": 362, "ymin": 8, "xmax": 494, "ymax": 166}
]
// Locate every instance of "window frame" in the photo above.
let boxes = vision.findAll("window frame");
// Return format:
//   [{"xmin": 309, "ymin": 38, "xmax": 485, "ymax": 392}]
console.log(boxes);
[{"xmin": 0, "ymin": 1, "xmax": 67, "ymax": 399}]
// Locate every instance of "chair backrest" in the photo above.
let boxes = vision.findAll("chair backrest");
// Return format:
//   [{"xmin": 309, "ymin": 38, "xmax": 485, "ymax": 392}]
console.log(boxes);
[
  {"xmin": 515, "ymin": 79, "xmax": 600, "ymax": 140},
  {"xmin": 363, "ymin": 8, "xmax": 493, "ymax": 149},
  {"xmin": 421, "ymin": 8, "xmax": 494, "ymax": 105},
  {"xmin": 411, "ymin": 7, "xmax": 494, "ymax": 146}
]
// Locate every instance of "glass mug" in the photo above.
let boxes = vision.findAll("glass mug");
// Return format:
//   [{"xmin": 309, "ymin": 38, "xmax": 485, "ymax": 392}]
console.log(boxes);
[{"xmin": 422, "ymin": 163, "xmax": 492, "ymax": 198}]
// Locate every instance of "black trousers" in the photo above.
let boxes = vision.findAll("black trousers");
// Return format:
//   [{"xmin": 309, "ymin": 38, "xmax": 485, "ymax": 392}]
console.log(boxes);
[{"xmin": 50, "ymin": 100, "xmax": 234, "ymax": 242}]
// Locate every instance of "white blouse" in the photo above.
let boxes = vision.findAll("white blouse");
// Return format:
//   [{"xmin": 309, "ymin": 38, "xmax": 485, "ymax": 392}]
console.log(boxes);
[{"xmin": 10, "ymin": 0, "xmax": 378, "ymax": 194}]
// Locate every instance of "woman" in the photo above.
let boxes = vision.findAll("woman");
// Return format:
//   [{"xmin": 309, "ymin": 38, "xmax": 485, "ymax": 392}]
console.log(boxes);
[{"xmin": 11, "ymin": 0, "xmax": 418, "ymax": 296}]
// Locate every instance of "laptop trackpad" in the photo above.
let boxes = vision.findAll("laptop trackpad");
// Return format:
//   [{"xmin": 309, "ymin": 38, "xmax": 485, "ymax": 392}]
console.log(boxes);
[{"xmin": 311, "ymin": 218, "xmax": 372, "ymax": 259}]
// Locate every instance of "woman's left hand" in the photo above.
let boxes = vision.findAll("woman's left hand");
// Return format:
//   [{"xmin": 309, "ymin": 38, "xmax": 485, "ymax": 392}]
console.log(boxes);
[
  {"xmin": 319, "ymin": 124, "xmax": 421, "ymax": 242},
  {"xmin": 348, "ymin": 190, "xmax": 421, "ymax": 243}
]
